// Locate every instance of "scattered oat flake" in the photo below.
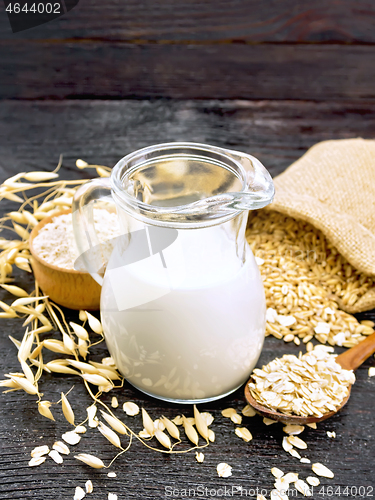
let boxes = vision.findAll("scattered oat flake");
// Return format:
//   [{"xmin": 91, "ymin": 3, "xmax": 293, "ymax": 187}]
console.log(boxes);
[
  {"xmin": 300, "ymin": 458, "xmax": 311, "ymax": 464},
  {"xmin": 74, "ymin": 486, "xmax": 86, "ymax": 500},
  {"xmin": 195, "ymin": 452, "xmax": 204, "ymax": 463},
  {"xmin": 283, "ymin": 472, "xmax": 298, "ymax": 483},
  {"xmin": 283, "ymin": 424, "xmax": 304, "ymax": 435},
  {"xmin": 368, "ymin": 367, "xmax": 375, "ymax": 377},
  {"xmin": 85, "ymin": 480, "xmax": 93, "ymax": 493},
  {"xmin": 75, "ymin": 425, "xmax": 87, "ymax": 434},
  {"xmin": 242, "ymin": 404, "xmax": 256, "ymax": 417},
  {"xmin": 271, "ymin": 467, "xmax": 284, "ymax": 479},
  {"xmin": 217, "ymin": 463, "xmax": 232, "ymax": 478},
  {"xmin": 306, "ymin": 476, "xmax": 320, "ymax": 486},
  {"xmin": 266, "ymin": 307, "xmax": 278, "ymax": 323},
  {"xmin": 289, "ymin": 449, "xmax": 301, "ymax": 459},
  {"xmin": 48, "ymin": 449, "xmax": 63, "ymax": 464},
  {"xmin": 107, "ymin": 472, "xmax": 117, "ymax": 477},
  {"xmin": 287, "ymin": 435, "xmax": 307, "ymax": 449},
  {"xmin": 123, "ymin": 401, "xmax": 140, "ymax": 416},
  {"xmin": 306, "ymin": 422, "xmax": 317, "ymax": 429},
  {"xmin": 221, "ymin": 408, "xmax": 237, "ymax": 418},
  {"xmin": 231, "ymin": 413, "xmax": 242, "ymax": 424},
  {"xmin": 108, "ymin": 494, "xmax": 118, "ymax": 500},
  {"xmin": 327, "ymin": 431, "xmax": 336, "ymax": 438},
  {"xmin": 277, "ymin": 314, "xmax": 296, "ymax": 327},
  {"xmin": 53, "ymin": 441, "xmax": 70, "ymax": 455},
  {"xmin": 111, "ymin": 396, "xmax": 119, "ymax": 408},
  {"xmin": 314, "ymin": 322, "xmax": 330, "ymax": 334},
  {"xmin": 62, "ymin": 431, "xmax": 81, "ymax": 445},
  {"xmin": 263, "ymin": 417, "xmax": 277, "ymax": 426},
  {"xmin": 31, "ymin": 445, "xmax": 49, "ymax": 458},
  {"xmin": 295, "ymin": 479, "xmax": 312, "ymax": 496},
  {"xmin": 282, "ymin": 436, "xmax": 293, "ymax": 452},
  {"xmin": 235, "ymin": 427, "xmax": 253, "ymax": 442},
  {"xmin": 29, "ymin": 456, "xmax": 46, "ymax": 467},
  {"xmin": 312, "ymin": 463, "xmax": 334, "ymax": 478}
]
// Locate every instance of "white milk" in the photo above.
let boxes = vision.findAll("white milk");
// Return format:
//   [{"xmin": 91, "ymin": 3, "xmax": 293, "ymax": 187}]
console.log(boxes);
[{"xmin": 100, "ymin": 223, "xmax": 265, "ymax": 402}]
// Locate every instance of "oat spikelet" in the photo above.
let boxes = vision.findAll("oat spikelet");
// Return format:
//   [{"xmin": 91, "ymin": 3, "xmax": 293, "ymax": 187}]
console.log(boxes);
[
  {"xmin": 43, "ymin": 339, "xmax": 73, "ymax": 355},
  {"xmin": 38, "ymin": 401, "xmax": 55, "ymax": 421},
  {"xmin": 85, "ymin": 311, "xmax": 103, "ymax": 334},
  {"xmin": 81, "ymin": 373, "xmax": 112, "ymax": 388},
  {"xmin": 98, "ymin": 422, "xmax": 122, "ymax": 448},
  {"xmin": 0, "ymin": 284, "xmax": 29, "ymax": 297},
  {"xmin": 79, "ymin": 310, "xmax": 87, "ymax": 321},
  {"xmin": 76, "ymin": 159, "xmax": 88, "ymax": 168},
  {"xmin": 18, "ymin": 330, "xmax": 34, "ymax": 362},
  {"xmin": 161, "ymin": 416, "xmax": 180, "ymax": 440},
  {"xmin": 154, "ymin": 429, "xmax": 171, "ymax": 449},
  {"xmin": 23, "ymin": 171, "xmax": 59, "ymax": 182},
  {"xmin": 13, "ymin": 223, "xmax": 29, "ymax": 240},
  {"xmin": 69, "ymin": 321, "xmax": 89, "ymax": 340},
  {"xmin": 44, "ymin": 360, "xmax": 79, "ymax": 375},
  {"xmin": 182, "ymin": 415, "xmax": 199, "ymax": 445},
  {"xmin": 208, "ymin": 429, "xmax": 215, "ymax": 442},
  {"xmin": 142, "ymin": 408, "xmax": 155, "ymax": 436},
  {"xmin": 69, "ymin": 360, "xmax": 99, "ymax": 374},
  {"xmin": 61, "ymin": 392, "xmax": 75, "ymax": 426},
  {"xmin": 100, "ymin": 410, "xmax": 128, "ymax": 435},
  {"xmin": 10, "ymin": 375, "xmax": 37, "ymax": 395},
  {"xmin": 78, "ymin": 338, "xmax": 88, "ymax": 359},
  {"xmin": 193, "ymin": 405, "xmax": 209, "ymax": 441},
  {"xmin": 75, "ymin": 453, "xmax": 105, "ymax": 469}
]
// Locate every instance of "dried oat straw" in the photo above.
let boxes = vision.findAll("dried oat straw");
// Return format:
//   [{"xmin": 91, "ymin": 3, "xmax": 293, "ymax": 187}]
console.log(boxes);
[
  {"xmin": 246, "ymin": 211, "xmax": 375, "ymax": 347},
  {"xmin": 249, "ymin": 345, "xmax": 355, "ymax": 417}
]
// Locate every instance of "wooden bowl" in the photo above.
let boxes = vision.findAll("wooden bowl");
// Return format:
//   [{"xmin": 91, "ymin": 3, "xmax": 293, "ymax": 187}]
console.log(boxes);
[{"xmin": 29, "ymin": 209, "xmax": 101, "ymax": 310}]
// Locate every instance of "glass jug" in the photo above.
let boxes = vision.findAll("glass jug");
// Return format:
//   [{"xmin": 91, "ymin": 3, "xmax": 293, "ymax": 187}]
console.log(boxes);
[{"xmin": 72, "ymin": 142, "xmax": 274, "ymax": 403}]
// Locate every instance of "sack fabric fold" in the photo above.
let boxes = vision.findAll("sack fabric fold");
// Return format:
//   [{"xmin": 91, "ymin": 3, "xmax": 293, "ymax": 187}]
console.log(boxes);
[{"xmin": 267, "ymin": 138, "xmax": 375, "ymax": 313}]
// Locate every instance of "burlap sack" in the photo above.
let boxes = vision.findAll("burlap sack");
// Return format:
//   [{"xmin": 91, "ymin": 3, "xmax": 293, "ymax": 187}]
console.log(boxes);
[{"xmin": 268, "ymin": 138, "xmax": 375, "ymax": 313}]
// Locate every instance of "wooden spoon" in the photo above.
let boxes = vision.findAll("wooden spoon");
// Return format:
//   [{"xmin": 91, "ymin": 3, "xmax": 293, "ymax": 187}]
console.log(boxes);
[{"xmin": 244, "ymin": 332, "xmax": 375, "ymax": 425}]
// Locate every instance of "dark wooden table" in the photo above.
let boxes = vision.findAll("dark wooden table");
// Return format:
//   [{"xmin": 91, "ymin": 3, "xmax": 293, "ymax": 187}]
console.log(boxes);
[{"xmin": 0, "ymin": 100, "xmax": 374, "ymax": 500}]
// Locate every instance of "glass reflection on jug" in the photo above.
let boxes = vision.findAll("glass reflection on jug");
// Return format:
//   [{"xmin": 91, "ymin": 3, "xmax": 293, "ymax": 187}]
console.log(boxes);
[{"xmin": 72, "ymin": 143, "xmax": 274, "ymax": 403}]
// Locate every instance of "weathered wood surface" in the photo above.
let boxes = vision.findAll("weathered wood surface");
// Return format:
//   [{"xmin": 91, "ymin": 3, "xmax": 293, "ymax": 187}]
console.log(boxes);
[
  {"xmin": 1, "ymin": 1, "xmax": 375, "ymax": 100},
  {"xmin": 0, "ymin": 100, "xmax": 374, "ymax": 499},
  {"xmin": 1, "ymin": 0, "xmax": 375, "ymax": 42},
  {"xmin": 2, "ymin": 43, "xmax": 375, "ymax": 100}
]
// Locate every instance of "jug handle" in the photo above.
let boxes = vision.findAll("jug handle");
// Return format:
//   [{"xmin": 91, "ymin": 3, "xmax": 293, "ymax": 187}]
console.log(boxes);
[{"xmin": 72, "ymin": 177, "xmax": 113, "ymax": 286}]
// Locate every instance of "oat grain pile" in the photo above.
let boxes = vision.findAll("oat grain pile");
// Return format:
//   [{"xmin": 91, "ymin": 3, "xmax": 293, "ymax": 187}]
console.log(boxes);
[{"xmin": 246, "ymin": 210, "xmax": 375, "ymax": 348}]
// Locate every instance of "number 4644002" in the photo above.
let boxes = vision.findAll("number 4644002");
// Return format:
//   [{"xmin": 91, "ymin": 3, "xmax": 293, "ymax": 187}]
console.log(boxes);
[{"xmin": 6, "ymin": 3, "xmax": 61, "ymax": 14}]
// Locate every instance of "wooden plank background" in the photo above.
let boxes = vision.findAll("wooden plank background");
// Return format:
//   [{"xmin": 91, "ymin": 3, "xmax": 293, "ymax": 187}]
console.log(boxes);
[{"xmin": 1, "ymin": 0, "xmax": 375, "ymax": 99}]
